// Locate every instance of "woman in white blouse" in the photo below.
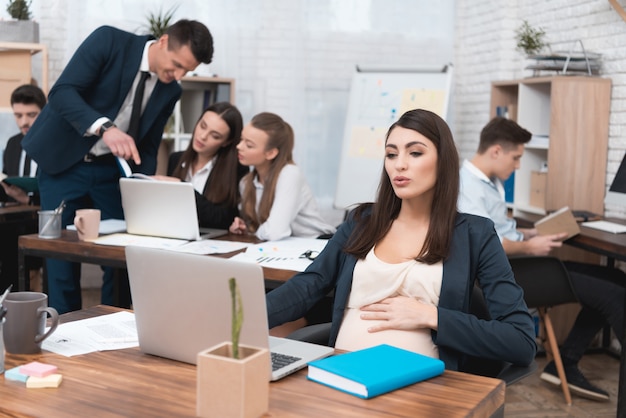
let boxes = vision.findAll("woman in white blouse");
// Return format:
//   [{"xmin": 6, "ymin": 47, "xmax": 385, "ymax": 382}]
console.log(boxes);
[{"xmin": 229, "ymin": 112, "xmax": 335, "ymax": 241}]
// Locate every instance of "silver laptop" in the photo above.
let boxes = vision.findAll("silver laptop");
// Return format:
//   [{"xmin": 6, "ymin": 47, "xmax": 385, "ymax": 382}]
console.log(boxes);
[
  {"xmin": 125, "ymin": 246, "xmax": 334, "ymax": 381},
  {"xmin": 119, "ymin": 177, "xmax": 227, "ymax": 240}
]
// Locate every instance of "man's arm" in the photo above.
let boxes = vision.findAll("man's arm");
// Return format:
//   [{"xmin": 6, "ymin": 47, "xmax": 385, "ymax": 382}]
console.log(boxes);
[{"xmin": 503, "ymin": 232, "xmax": 567, "ymax": 256}]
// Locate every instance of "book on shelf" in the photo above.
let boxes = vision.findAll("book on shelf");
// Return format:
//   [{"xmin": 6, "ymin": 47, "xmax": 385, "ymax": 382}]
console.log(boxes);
[
  {"xmin": 307, "ymin": 344, "xmax": 445, "ymax": 399},
  {"xmin": 0, "ymin": 173, "xmax": 38, "ymax": 193},
  {"xmin": 534, "ymin": 206, "xmax": 580, "ymax": 240}
]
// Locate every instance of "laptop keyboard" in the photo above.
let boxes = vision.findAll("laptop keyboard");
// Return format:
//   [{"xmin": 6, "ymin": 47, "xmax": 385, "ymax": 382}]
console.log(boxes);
[{"xmin": 271, "ymin": 352, "xmax": 302, "ymax": 371}]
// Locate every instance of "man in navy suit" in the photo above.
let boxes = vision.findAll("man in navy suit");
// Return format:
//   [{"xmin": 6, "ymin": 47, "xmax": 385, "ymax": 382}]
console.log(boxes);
[{"xmin": 22, "ymin": 19, "xmax": 214, "ymax": 314}]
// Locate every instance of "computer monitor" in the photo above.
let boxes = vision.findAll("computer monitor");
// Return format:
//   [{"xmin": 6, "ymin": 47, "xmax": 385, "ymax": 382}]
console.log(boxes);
[{"xmin": 605, "ymin": 152, "xmax": 626, "ymax": 206}]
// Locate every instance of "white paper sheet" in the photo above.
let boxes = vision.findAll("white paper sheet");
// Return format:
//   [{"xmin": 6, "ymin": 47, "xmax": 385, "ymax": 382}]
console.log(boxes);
[
  {"xmin": 42, "ymin": 311, "xmax": 138, "ymax": 356},
  {"xmin": 92, "ymin": 233, "xmax": 188, "ymax": 249},
  {"xmin": 168, "ymin": 239, "xmax": 251, "ymax": 255},
  {"xmin": 230, "ymin": 237, "xmax": 329, "ymax": 272}
]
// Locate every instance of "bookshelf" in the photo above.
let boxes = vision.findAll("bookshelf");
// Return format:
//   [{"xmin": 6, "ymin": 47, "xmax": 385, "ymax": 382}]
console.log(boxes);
[
  {"xmin": 169, "ymin": 76, "xmax": 235, "ymax": 151},
  {"xmin": 490, "ymin": 76, "xmax": 611, "ymax": 220},
  {"xmin": 0, "ymin": 42, "xmax": 48, "ymax": 110}
]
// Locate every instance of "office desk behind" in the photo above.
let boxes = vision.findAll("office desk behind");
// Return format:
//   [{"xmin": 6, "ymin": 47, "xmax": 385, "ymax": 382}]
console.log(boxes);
[
  {"xmin": 17, "ymin": 230, "xmax": 296, "ymax": 292},
  {"xmin": 1, "ymin": 306, "xmax": 505, "ymax": 418}
]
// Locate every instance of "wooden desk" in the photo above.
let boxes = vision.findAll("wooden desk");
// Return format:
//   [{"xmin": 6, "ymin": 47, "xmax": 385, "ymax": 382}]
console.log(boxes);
[
  {"xmin": 17, "ymin": 230, "xmax": 296, "ymax": 292},
  {"xmin": 562, "ymin": 218, "xmax": 626, "ymax": 417},
  {"xmin": 0, "ymin": 306, "xmax": 505, "ymax": 418}
]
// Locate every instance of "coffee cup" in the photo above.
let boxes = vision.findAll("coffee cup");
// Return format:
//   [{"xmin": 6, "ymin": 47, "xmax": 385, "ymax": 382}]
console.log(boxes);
[
  {"xmin": 3, "ymin": 292, "xmax": 59, "ymax": 354},
  {"xmin": 74, "ymin": 209, "xmax": 101, "ymax": 241}
]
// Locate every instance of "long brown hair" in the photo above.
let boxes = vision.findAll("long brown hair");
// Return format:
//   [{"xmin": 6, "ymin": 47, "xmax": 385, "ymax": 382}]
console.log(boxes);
[
  {"xmin": 171, "ymin": 102, "xmax": 243, "ymax": 207},
  {"xmin": 240, "ymin": 112, "xmax": 294, "ymax": 232},
  {"xmin": 344, "ymin": 109, "xmax": 459, "ymax": 264}
]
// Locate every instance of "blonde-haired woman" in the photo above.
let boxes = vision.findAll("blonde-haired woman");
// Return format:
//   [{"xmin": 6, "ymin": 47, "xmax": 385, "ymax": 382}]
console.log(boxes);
[{"xmin": 229, "ymin": 112, "xmax": 335, "ymax": 241}]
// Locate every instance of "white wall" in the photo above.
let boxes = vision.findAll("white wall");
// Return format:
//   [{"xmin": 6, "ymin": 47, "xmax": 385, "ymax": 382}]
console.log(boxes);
[
  {"xmin": 2, "ymin": 0, "xmax": 455, "ymax": 224},
  {"xmin": 11, "ymin": 0, "xmax": 626, "ymax": 221}
]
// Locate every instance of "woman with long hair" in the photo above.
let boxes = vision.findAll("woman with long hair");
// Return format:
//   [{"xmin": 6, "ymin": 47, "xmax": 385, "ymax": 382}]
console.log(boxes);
[
  {"xmin": 229, "ymin": 112, "xmax": 335, "ymax": 241},
  {"xmin": 266, "ymin": 109, "xmax": 536, "ymax": 371},
  {"xmin": 158, "ymin": 102, "xmax": 248, "ymax": 229}
]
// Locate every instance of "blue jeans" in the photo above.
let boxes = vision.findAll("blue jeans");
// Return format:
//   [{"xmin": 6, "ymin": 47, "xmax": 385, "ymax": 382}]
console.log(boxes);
[
  {"xmin": 559, "ymin": 261, "xmax": 625, "ymax": 365},
  {"xmin": 38, "ymin": 159, "xmax": 129, "ymax": 314}
]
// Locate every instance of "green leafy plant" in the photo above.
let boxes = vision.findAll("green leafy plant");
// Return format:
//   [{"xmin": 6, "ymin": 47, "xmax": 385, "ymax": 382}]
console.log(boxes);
[
  {"xmin": 515, "ymin": 20, "xmax": 548, "ymax": 56},
  {"xmin": 6, "ymin": 0, "xmax": 31, "ymax": 20},
  {"xmin": 229, "ymin": 277, "xmax": 243, "ymax": 359},
  {"xmin": 143, "ymin": 4, "xmax": 178, "ymax": 38}
]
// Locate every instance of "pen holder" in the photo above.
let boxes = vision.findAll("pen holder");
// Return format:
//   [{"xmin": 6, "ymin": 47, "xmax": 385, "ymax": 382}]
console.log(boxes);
[
  {"xmin": 38, "ymin": 210, "xmax": 62, "ymax": 239},
  {"xmin": 197, "ymin": 342, "xmax": 270, "ymax": 418}
]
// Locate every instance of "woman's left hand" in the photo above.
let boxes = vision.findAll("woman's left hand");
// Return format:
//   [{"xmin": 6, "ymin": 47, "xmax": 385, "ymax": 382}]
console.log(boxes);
[{"xmin": 360, "ymin": 295, "xmax": 438, "ymax": 332}]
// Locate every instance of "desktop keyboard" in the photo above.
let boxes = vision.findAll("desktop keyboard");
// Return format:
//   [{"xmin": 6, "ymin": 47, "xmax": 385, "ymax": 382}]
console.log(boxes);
[{"xmin": 271, "ymin": 352, "xmax": 302, "ymax": 371}]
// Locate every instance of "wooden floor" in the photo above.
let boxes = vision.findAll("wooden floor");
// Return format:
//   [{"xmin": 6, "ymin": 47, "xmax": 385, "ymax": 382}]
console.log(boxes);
[
  {"xmin": 505, "ymin": 353, "xmax": 619, "ymax": 417},
  {"xmin": 78, "ymin": 265, "xmax": 620, "ymax": 417}
]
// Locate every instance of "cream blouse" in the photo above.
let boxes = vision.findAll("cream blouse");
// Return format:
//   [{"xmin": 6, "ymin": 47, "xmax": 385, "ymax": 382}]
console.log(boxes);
[{"xmin": 335, "ymin": 247, "xmax": 443, "ymax": 358}]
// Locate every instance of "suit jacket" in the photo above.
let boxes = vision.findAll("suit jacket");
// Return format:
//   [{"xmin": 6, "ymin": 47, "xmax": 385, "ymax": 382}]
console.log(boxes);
[
  {"xmin": 266, "ymin": 211, "xmax": 537, "ymax": 371},
  {"xmin": 2, "ymin": 133, "xmax": 23, "ymax": 176},
  {"xmin": 22, "ymin": 26, "xmax": 182, "ymax": 176},
  {"xmin": 167, "ymin": 151, "xmax": 249, "ymax": 229}
]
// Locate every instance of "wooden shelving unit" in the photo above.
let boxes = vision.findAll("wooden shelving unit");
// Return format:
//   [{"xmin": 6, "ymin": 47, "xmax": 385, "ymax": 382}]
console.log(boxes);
[
  {"xmin": 0, "ymin": 41, "xmax": 48, "ymax": 110},
  {"xmin": 490, "ymin": 76, "xmax": 611, "ymax": 219}
]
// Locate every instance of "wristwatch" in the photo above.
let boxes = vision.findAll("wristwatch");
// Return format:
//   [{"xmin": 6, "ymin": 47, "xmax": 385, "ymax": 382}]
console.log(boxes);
[{"xmin": 99, "ymin": 121, "xmax": 116, "ymax": 136}]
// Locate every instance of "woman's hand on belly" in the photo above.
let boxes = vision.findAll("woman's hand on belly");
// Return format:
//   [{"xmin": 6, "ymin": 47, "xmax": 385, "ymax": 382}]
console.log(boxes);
[{"xmin": 360, "ymin": 295, "xmax": 438, "ymax": 333}]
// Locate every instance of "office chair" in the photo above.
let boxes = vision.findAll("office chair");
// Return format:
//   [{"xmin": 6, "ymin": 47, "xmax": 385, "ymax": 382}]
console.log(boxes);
[
  {"xmin": 286, "ymin": 285, "xmax": 538, "ymax": 386},
  {"xmin": 508, "ymin": 256, "xmax": 579, "ymax": 405}
]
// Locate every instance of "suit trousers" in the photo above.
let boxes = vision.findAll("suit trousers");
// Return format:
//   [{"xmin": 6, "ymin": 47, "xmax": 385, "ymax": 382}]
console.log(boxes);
[{"xmin": 38, "ymin": 159, "xmax": 130, "ymax": 314}]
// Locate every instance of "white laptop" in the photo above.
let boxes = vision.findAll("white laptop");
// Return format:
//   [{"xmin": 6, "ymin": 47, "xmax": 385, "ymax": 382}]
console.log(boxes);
[
  {"xmin": 125, "ymin": 246, "xmax": 334, "ymax": 381},
  {"xmin": 119, "ymin": 177, "xmax": 227, "ymax": 241}
]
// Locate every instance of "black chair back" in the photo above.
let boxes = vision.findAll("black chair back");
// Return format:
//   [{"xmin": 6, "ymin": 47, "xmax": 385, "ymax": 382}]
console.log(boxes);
[{"xmin": 508, "ymin": 256, "xmax": 578, "ymax": 308}]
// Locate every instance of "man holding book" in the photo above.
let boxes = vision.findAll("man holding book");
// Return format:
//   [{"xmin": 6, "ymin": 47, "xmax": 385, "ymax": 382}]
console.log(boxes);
[
  {"xmin": 458, "ymin": 116, "xmax": 624, "ymax": 402},
  {"xmin": 21, "ymin": 20, "xmax": 214, "ymax": 314}
]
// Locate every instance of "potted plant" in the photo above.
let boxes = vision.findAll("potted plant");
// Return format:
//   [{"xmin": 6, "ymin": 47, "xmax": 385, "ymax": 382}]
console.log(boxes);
[
  {"xmin": 196, "ymin": 278, "xmax": 270, "ymax": 418},
  {"xmin": 1, "ymin": 0, "xmax": 39, "ymax": 43},
  {"xmin": 515, "ymin": 20, "xmax": 548, "ymax": 57},
  {"xmin": 142, "ymin": 4, "xmax": 178, "ymax": 38}
]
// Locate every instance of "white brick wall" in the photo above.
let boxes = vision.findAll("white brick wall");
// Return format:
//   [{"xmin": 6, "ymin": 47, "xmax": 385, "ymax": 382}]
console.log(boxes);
[
  {"xmin": 455, "ymin": 0, "xmax": 626, "ymax": 218},
  {"xmin": 7, "ymin": 0, "xmax": 626, "ymax": 219}
]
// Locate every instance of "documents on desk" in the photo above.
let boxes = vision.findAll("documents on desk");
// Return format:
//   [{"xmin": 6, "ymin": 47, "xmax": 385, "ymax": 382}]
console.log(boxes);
[
  {"xmin": 230, "ymin": 237, "xmax": 329, "ymax": 272},
  {"xmin": 93, "ymin": 233, "xmax": 251, "ymax": 255},
  {"xmin": 68, "ymin": 218, "xmax": 127, "ymax": 235},
  {"xmin": 41, "ymin": 311, "xmax": 138, "ymax": 356}
]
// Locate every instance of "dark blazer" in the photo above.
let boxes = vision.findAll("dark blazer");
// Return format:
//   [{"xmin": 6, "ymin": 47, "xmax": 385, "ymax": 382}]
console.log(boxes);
[
  {"xmin": 266, "ymin": 211, "xmax": 537, "ymax": 371},
  {"xmin": 167, "ymin": 151, "xmax": 249, "ymax": 229},
  {"xmin": 2, "ymin": 133, "xmax": 23, "ymax": 176},
  {"xmin": 22, "ymin": 26, "xmax": 181, "ymax": 176}
]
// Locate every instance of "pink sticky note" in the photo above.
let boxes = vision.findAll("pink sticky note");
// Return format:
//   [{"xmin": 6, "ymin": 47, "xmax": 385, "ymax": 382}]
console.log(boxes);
[{"xmin": 19, "ymin": 361, "xmax": 58, "ymax": 378}]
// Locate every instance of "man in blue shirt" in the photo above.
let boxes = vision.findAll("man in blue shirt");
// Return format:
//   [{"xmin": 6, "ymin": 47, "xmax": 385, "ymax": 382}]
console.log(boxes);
[{"xmin": 458, "ymin": 117, "xmax": 624, "ymax": 402}]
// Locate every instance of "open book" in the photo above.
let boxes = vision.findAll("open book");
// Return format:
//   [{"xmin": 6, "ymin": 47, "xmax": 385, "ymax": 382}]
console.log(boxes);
[
  {"xmin": 534, "ymin": 206, "xmax": 580, "ymax": 240},
  {"xmin": 116, "ymin": 157, "xmax": 153, "ymax": 180}
]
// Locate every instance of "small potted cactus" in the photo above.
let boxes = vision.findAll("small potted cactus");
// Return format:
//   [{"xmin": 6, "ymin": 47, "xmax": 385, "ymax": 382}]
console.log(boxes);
[{"xmin": 196, "ymin": 278, "xmax": 270, "ymax": 418}]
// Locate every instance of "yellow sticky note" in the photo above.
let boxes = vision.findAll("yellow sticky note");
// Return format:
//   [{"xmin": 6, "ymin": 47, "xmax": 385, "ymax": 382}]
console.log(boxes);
[{"xmin": 26, "ymin": 373, "xmax": 63, "ymax": 388}]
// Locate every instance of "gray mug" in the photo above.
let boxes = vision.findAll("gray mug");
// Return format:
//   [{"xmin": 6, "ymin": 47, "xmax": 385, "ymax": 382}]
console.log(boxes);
[{"xmin": 3, "ymin": 292, "xmax": 59, "ymax": 354}]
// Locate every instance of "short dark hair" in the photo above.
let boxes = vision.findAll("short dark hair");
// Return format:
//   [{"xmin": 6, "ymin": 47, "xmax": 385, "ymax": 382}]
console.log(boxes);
[
  {"xmin": 478, "ymin": 117, "xmax": 531, "ymax": 153},
  {"xmin": 166, "ymin": 19, "xmax": 214, "ymax": 64},
  {"xmin": 11, "ymin": 84, "xmax": 46, "ymax": 109}
]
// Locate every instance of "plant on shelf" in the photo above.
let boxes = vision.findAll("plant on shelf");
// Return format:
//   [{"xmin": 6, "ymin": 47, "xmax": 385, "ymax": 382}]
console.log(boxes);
[
  {"xmin": 143, "ymin": 4, "xmax": 178, "ymax": 38},
  {"xmin": 515, "ymin": 20, "xmax": 548, "ymax": 56},
  {"xmin": 6, "ymin": 0, "xmax": 32, "ymax": 20}
]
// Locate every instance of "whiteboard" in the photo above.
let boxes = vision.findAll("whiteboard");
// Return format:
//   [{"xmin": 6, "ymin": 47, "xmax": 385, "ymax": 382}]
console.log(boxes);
[{"xmin": 334, "ymin": 65, "xmax": 453, "ymax": 209}]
